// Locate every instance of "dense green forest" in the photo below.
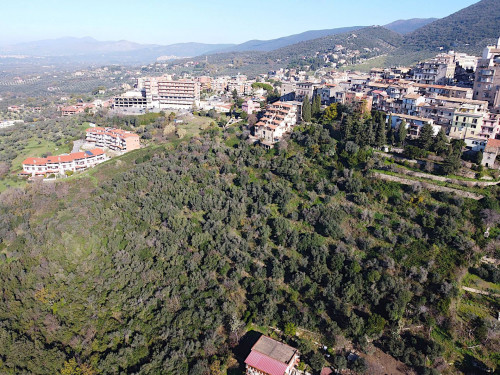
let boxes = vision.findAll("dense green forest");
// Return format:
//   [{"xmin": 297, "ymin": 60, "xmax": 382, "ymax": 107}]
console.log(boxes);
[{"xmin": 0, "ymin": 109, "xmax": 499, "ymax": 374}]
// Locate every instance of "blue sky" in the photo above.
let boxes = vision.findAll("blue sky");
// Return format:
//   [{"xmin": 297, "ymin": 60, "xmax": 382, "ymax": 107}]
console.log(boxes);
[{"xmin": 2, "ymin": 0, "xmax": 479, "ymax": 45}]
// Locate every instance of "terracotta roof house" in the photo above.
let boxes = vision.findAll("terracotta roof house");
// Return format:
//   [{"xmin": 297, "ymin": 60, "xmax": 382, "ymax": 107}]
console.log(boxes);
[
  {"xmin": 244, "ymin": 336, "xmax": 299, "ymax": 375},
  {"xmin": 482, "ymin": 138, "xmax": 500, "ymax": 169}
]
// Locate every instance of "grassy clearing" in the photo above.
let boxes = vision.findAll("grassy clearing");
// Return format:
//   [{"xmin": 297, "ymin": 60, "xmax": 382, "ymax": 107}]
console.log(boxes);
[
  {"xmin": 343, "ymin": 55, "xmax": 388, "ymax": 72},
  {"xmin": 463, "ymin": 273, "xmax": 500, "ymax": 295},
  {"xmin": 10, "ymin": 138, "xmax": 72, "ymax": 172}
]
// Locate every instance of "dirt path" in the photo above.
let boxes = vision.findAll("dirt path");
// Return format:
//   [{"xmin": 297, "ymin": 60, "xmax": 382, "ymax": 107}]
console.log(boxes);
[
  {"xmin": 462, "ymin": 286, "xmax": 500, "ymax": 298},
  {"xmin": 371, "ymin": 171, "xmax": 484, "ymax": 200}
]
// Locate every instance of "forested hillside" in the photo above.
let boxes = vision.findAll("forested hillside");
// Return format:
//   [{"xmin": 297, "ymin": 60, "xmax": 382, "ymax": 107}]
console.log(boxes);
[
  {"xmin": 189, "ymin": 27, "xmax": 403, "ymax": 76},
  {"xmin": 386, "ymin": 0, "xmax": 500, "ymax": 66},
  {"xmin": 0, "ymin": 109, "xmax": 498, "ymax": 374}
]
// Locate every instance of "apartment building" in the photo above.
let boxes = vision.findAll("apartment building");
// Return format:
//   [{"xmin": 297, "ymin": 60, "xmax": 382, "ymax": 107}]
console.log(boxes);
[
  {"xmin": 244, "ymin": 336, "xmax": 300, "ymax": 375},
  {"xmin": 449, "ymin": 105, "xmax": 500, "ymax": 150},
  {"xmin": 473, "ymin": 38, "xmax": 500, "ymax": 113},
  {"xmin": 133, "ymin": 76, "xmax": 200, "ymax": 109},
  {"xmin": 21, "ymin": 148, "xmax": 106, "ymax": 177},
  {"xmin": 413, "ymin": 54, "xmax": 456, "ymax": 85},
  {"xmin": 401, "ymin": 93, "xmax": 425, "ymax": 116},
  {"xmin": 254, "ymin": 102, "xmax": 298, "ymax": 147},
  {"xmin": 157, "ymin": 80, "xmax": 200, "ymax": 109},
  {"xmin": 86, "ymin": 127, "xmax": 140, "ymax": 152},
  {"xmin": 295, "ymin": 82, "xmax": 320, "ymax": 101}
]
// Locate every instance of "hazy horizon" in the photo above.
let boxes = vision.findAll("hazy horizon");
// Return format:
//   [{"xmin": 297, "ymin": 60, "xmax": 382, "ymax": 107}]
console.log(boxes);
[{"xmin": 1, "ymin": 0, "xmax": 479, "ymax": 46}]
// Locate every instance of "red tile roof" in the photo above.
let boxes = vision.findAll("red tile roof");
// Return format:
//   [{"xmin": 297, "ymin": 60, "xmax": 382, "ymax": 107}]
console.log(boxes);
[
  {"xmin": 245, "ymin": 351, "xmax": 289, "ymax": 375},
  {"xmin": 485, "ymin": 138, "xmax": 500, "ymax": 151},
  {"xmin": 22, "ymin": 149, "xmax": 104, "ymax": 166}
]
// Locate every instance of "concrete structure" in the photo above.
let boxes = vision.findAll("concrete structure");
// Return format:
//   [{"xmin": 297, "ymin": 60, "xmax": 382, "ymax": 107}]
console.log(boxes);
[
  {"xmin": 244, "ymin": 336, "xmax": 299, "ymax": 375},
  {"xmin": 85, "ymin": 127, "xmax": 140, "ymax": 152},
  {"xmin": 113, "ymin": 91, "xmax": 148, "ymax": 109},
  {"xmin": 21, "ymin": 149, "xmax": 106, "ymax": 177},
  {"xmin": 255, "ymin": 102, "xmax": 298, "ymax": 147},
  {"xmin": 473, "ymin": 38, "xmax": 500, "ymax": 114}
]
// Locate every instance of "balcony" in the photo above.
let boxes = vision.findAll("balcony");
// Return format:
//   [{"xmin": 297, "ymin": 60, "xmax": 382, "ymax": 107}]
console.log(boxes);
[{"xmin": 481, "ymin": 70, "xmax": 494, "ymax": 76}]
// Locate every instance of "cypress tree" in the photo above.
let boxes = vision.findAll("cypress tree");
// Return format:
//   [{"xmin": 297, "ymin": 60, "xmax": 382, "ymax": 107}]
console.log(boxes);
[
  {"xmin": 312, "ymin": 94, "xmax": 321, "ymax": 118},
  {"xmin": 376, "ymin": 117, "xmax": 387, "ymax": 148},
  {"xmin": 397, "ymin": 120, "xmax": 407, "ymax": 146},
  {"xmin": 302, "ymin": 95, "xmax": 311, "ymax": 122}
]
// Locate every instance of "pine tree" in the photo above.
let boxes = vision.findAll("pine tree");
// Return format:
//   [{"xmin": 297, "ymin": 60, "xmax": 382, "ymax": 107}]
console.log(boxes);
[
  {"xmin": 419, "ymin": 123, "xmax": 434, "ymax": 150},
  {"xmin": 397, "ymin": 120, "xmax": 407, "ymax": 146},
  {"xmin": 302, "ymin": 95, "xmax": 311, "ymax": 122}
]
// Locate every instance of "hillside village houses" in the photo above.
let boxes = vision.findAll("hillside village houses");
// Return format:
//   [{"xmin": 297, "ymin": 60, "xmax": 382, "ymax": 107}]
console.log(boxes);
[
  {"xmin": 65, "ymin": 38, "xmax": 500, "ymax": 158},
  {"xmin": 244, "ymin": 336, "xmax": 300, "ymax": 375},
  {"xmin": 245, "ymin": 39, "xmax": 500, "ymax": 155}
]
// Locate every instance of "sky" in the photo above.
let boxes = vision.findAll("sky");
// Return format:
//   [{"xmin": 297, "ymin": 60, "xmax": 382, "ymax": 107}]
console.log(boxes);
[{"xmin": 2, "ymin": 0, "xmax": 480, "ymax": 46}]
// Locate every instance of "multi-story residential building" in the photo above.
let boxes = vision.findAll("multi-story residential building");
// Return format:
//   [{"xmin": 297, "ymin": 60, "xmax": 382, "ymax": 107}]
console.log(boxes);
[
  {"xmin": 481, "ymin": 112, "xmax": 500, "ymax": 140},
  {"xmin": 85, "ymin": 127, "xmax": 141, "ymax": 152},
  {"xmin": 254, "ymin": 102, "xmax": 298, "ymax": 147},
  {"xmin": 134, "ymin": 76, "xmax": 200, "ymax": 109},
  {"xmin": 413, "ymin": 54, "xmax": 456, "ymax": 85},
  {"xmin": 401, "ymin": 93, "xmax": 425, "ymax": 116},
  {"xmin": 157, "ymin": 79, "xmax": 200, "ymax": 109},
  {"xmin": 21, "ymin": 148, "xmax": 107, "ymax": 177},
  {"xmin": 244, "ymin": 336, "xmax": 300, "ymax": 375},
  {"xmin": 315, "ymin": 84, "xmax": 342, "ymax": 104},
  {"xmin": 473, "ymin": 38, "xmax": 500, "ymax": 113},
  {"xmin": 196, "ymin": 76, "xmax": 212, "ymax": 91},
  {"xmin": 449, "ymin": 104, "xmax": 488, "ymax": 150},
  {"xmin": 295, "ymin": 82, "xmax": 320, "ymax": 101}
]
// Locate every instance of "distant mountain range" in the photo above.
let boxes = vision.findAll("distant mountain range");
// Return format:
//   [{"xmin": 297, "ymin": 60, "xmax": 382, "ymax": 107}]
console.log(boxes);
[
  {"xmin": 384, "ymin": 18, "xmax": 438, "ymax": 35},
  {"xmin": 0, "ymin": 18, "xmax": 436, "ymax": 65}
]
